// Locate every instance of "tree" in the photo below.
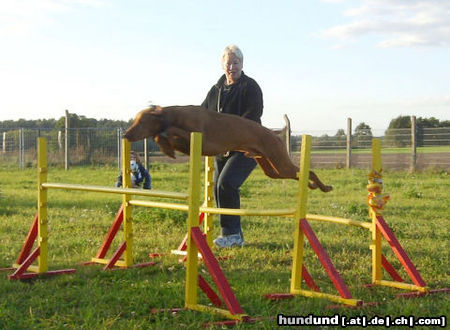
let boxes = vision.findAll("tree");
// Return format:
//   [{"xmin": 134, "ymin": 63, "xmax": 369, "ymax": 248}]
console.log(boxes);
[
  {"xmin": 384, "ymin": 115, "xmax": 411, "ymax": 147},
  {"xmin": 353, "ymin": 122, "xmax": 372, "ymax": 148},
  {"xmin": 335, "ymin": 129, "xmax": 345, "ymax": 137}
]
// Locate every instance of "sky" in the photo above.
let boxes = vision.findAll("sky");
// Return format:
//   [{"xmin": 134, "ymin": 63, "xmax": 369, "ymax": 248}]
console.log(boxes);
[{"xmin": 1, "ymin": 0, "xmax": 449, "ymax": 133}]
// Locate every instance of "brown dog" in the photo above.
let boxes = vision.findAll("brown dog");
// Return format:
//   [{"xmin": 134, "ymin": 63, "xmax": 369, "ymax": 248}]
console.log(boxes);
[{"xmin": 124, "ymin": 105, "xmax": 332, "ymax": 192}]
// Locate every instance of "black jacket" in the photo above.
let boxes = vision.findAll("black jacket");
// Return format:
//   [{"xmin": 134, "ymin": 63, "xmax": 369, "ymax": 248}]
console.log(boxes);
[
  {"xmin": 116, "ymin": 163, "xmax": 151, "ymax": 189},
  {"xmin": 201, "ymin": 72, "xmax": 263, "ymax": 123}
]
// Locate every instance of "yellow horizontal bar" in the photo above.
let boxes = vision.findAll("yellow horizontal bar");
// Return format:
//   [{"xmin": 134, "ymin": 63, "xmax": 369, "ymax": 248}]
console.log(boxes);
[
  {"xmin": 129, "ymin": 200, "xmax": 190, "ymax": 212},
  {"xmin": 200, "ymin": 206, "xmax": 295, "ymax": 217},
  {"xmin": 42, "ymin": 183, "xmax": 189, "ymax": 200},
  {"xmin": 291, "ymin": 289, "xmax": 362, "ymax": 306},
  {"xmin": 185, "ymin": 303, "xmax": 247, "ymax": 321},
  {"xmin": 130, "ymin": 201, "xmax": 293, "ymax": 217},
  {"xmin": 375, "ymin": 280, "xmax": 429, "ymax": 292},
  {"xmin": 306, "ymin": 213, "xmax": 372, "ymax": 230},
  {"xmin": 90, "ymin": 258, "xmax": 127, "ymax": 267},
  {"xmin": 13, "ymin": 264, "xmax": 39, "ymax": 273},
  {"xmin": 38, "ymin": 187, "xmax": 367, "ymax": 227}
]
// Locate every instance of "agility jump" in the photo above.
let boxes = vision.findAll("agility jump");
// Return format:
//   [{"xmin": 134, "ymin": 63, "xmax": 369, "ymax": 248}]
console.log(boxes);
[
  {"xmin": 6, "ymin": 133, "xmax": 442, "ymax": 323},
  {"xmin": 266, "ymin": 137, "xmax": 434, "ymax": 307},
  {"xmin": 8, "ymin": 134, "xmax": 253, "ymax": 321}
]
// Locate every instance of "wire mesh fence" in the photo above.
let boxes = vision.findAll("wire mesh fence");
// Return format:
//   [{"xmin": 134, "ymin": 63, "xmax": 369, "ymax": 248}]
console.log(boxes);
[
  {"xmin": 291, "ymin": 127, "xmax": 450, "ymax": 170},
  {"xmin": 1, "ymin": 126, "xmax": 449, "ymax": 171},
  {"xmin": 0, "ymin": 128, "xmax": 159, "ymax": 169}
]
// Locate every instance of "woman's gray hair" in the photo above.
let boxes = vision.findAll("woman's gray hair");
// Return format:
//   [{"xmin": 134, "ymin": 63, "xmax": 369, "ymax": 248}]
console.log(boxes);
[{"xmin": 222, "ymin": 44, "xmax": 243, "ymax": 64}]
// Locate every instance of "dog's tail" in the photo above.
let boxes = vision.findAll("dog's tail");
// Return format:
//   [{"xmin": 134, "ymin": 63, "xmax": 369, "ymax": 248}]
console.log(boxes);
[{"xmin": 271, "ymin": 127, "xmax": 286, "ymax": 136}]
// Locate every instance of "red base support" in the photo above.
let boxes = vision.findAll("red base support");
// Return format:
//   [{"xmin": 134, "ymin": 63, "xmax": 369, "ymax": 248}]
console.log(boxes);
[
  {"xmin": 96, "ymin": 205, "xmax": 124, "ymax": 259},
  {"xmin": 82, "ymin": 205, "xmax": 156, "ymax": 270},
  {"xmin": 16, "ymin": 213, "xmax": 39, "ymax": 264},
  {"xmin": 191, "ymin": 226, "xmax": 244, "ymax": 315},
  {"xmin": 104, "ymin": 241, "xmax": 127, "ymax": 270},
  {"xmin": 376, "ymin": 216, "xmax": 427, "ymax": 287},
  {"xmin": 302, "ymin": 265, "xmax": 321, "ymax": 292},
  {"xmin": 10, "ymin": 269, "xmax": 77, "ymax": 280},
  {"xmin": 9, "ymin": 213, "xmax": 77, "ymax": 280},
  {"xmin": 9, "ymin": 246, "xmax": 76, "ymax": 280},
  {"xmin": 300, "ymin": 219, "xmax": 353, "ymax": 299},
  {"xmin": 9, "ymin": 246, "xmax": 41, "ymax": 280},
  {"xmin": 265, "ymin": 293, "xmax": 295, "ymax": 300},
  {"xmin": 396, "ymin": 288, "xmax": 450, "ymax": 299},
  {"xmin": 381, "ymin": 254, "xmax": 404, "ymax": 282},
  {"xmin": 198, "ymin": 274, "xmax": 223, "ymax": 307}
]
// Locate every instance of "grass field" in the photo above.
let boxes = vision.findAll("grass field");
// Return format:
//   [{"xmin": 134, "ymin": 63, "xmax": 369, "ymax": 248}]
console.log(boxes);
[{"xmin": 0, "ymin": 163, "xmax": 449, "ymax": 328}]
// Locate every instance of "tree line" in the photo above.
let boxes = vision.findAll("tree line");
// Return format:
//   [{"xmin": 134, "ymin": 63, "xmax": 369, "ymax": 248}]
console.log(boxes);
[
  {"xmin": 1, "ymin": 114, "xmax": 448, "ymax": 150},
  {"xmin": 0, "ymin": 113, "xmax": 133, "ymax": 130},
  {"xmin": 290, "ymin": 116, "xmax": 449, "ymax": 149}
]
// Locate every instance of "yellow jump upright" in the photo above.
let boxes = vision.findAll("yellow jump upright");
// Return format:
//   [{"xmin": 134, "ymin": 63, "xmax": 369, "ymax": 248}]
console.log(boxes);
[
  {"xmin": 37, "ymin": 137, "xmax": 49, "ymax": 273},
  {"xmin": 185, "ymin": 132, "xmax": 202, "ymax": 307},
  {"xmin": 203, "ymin": 156, "xmax": 215, "ymax": 246},
  {"xmin": 370, "ymin": 138, "xmax": 383, "ymax": 283},
  {"xmin": 121, "ymin": 139, "xmax": 133, "ymax": 267},
  {"xmin": 290, "ymin": 134, "xmax": 311, "ymax": 293}
]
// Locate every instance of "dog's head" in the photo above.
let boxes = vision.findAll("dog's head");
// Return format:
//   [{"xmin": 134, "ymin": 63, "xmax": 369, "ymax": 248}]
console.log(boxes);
[{"xmin": 123, "ymin": 106, "xmax": 165, "ymax": 142}]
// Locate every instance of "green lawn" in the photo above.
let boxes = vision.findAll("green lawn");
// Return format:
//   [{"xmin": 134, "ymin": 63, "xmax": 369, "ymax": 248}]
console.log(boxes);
[{"xmin": 0, "ymin": 164, "xmax": 448, "ymax": 328}]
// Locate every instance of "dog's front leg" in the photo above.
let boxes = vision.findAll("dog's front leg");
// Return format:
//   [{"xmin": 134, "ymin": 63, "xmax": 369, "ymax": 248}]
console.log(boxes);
[
  {"xmin": 154, "ymin": 133, "xmax": 176, "ymax": 158},
  {"xmin": 164, "ymin": 127, "xmax": 191, "ymax": 155}
]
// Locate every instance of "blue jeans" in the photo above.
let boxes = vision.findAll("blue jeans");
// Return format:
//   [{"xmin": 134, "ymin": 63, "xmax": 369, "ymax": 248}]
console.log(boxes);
[{"xmin": 214, "ymin": 152, "xmax": 257, "ymax": 236}]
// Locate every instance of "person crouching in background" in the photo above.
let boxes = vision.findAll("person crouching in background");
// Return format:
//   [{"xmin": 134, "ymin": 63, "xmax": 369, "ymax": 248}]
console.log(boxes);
[{"xmin": 116, "ymin": 151, "xmax": 151, "ymax": 189}]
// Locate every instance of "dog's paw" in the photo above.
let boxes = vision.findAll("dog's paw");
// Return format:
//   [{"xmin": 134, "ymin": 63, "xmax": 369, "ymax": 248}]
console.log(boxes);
[{"xmin": 322, "ymin": 185, "xmax": 333, "ymax": 193}]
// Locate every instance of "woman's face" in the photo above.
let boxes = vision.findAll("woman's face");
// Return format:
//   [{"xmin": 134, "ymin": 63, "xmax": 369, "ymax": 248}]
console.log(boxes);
[{"xmin": 222, "ymin": 53, "xmax": 242, "ymax": 84}]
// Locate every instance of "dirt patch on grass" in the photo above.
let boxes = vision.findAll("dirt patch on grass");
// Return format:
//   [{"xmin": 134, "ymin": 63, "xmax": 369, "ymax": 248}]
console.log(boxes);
[{"xmin": 150, "ymin": 152, "xmax": 450, "ymax": 171}]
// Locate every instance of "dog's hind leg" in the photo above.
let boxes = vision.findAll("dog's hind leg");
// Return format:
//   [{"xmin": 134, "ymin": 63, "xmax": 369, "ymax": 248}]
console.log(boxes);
[{"xmin": 255, "ymin": 157, "xmax": 281, "ymax": 179}]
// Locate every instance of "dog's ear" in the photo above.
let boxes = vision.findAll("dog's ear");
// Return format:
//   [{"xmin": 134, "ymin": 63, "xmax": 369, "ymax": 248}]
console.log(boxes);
[
  {"xmin": 148, "ymin": 104, "xmax": 163, "ymax": 112},
  {"xmin": 140, "ymin": 108, "xmax": 164, "ymax": 126}
]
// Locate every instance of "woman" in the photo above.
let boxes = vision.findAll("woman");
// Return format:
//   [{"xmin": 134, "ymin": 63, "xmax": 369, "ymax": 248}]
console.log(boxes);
[
  {"xmin": 202, "ymin": 45, "xmax": 263, "ymax": 248},
  {"xmin": 116, "ymin": 151, "xmax": 151, "ymax": 189}
]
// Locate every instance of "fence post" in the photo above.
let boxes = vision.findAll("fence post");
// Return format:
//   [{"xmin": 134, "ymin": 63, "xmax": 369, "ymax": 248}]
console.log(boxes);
[
  {"xmin": 2, "ymin": 132, "xmax": 6, "ymax": 153},
  {"xmin": 19, "ymin": 128, "xmax": 25, "ymax": 170},
  {"xmin": 410, "ymin": 116, "xmax": 417, "ymax": 172},
  {"xmin": 65, "ymin": 110, "xmax": 70, "ymax": 170},
  {"xmin": 144, "ymin": 138, "xmax": 148, "ymax": 170},
  {"xmin": 346, "ymin": 118, "xmax": 352, "ymax": 169},
  {"xmin": 283, "ymin": 114, "xmax": 291, "ymax": 157},
  {"xmin": 117, "ymin": 128, "xmax": 122, "ymax": 170},
  {"xmin": 58, "ymin": 131, "xmax": 62, "ymax": 150},
  {"xmin": 22, "ymin": 128, "xmax": 25, "ymax": 169}
]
